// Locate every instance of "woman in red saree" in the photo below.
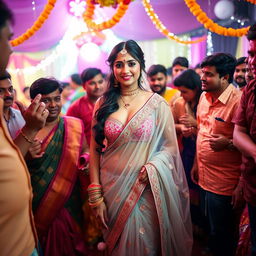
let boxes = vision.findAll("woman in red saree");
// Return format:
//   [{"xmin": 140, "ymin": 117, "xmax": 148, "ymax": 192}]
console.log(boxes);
[{"xmin": 89, "ymin": 40, "xmax": 192, "ymax": 255}]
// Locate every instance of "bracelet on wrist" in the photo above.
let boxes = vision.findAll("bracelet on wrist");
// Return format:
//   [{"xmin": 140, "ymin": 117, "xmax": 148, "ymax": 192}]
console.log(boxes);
[
  {"xmin": 20, "ymin": 129, "xmax": 33, "ymax": 144},
  {"xmin": 88, "ymin": 183, "xmax": 101, "ymax": 189},
  {"xmin": 88, "ymin": 182, "xmax": 104, "ymax": 207},
  {"xmin": 88, "ymin": 197, "xmax": 104, "ymax": 208}
]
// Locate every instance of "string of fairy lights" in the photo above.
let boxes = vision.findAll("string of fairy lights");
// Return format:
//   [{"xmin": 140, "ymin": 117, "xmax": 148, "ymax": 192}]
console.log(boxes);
[
  {"xmin": 9, "ymin": 0, "xmax": 121, "ymax": 76},
  {"xmin": 9, "ymin": 0, "xmax": 253, "ymax": 75}
]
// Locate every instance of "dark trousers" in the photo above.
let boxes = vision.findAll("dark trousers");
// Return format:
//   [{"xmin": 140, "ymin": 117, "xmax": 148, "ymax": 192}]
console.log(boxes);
[
  {"xmin": 248, "ymin": 203, "xmax": 256, "ymax": 256},
  {"xmin": 201, "ymin": 189, "xmax": 242, "ymax": 256}
]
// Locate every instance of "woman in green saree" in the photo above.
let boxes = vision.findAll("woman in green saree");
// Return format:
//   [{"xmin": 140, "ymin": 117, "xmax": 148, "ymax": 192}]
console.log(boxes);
[{"xmin": 89, "ymin": 40, "xmax": 192, "ymax": 255}]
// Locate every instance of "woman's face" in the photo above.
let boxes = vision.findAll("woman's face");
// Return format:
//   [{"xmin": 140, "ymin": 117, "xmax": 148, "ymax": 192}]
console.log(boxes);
[
  {"xmin": 178, "ymin": 85, "xmax": 197, "ymax": 102},
  {"xmin": 113, "ymin": 52, "xmax": 141, "ymax": 89}
]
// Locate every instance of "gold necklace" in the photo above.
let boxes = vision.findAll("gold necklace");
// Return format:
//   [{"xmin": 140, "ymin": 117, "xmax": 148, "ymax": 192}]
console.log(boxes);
[
  {"xmin": 120, "ymin": 90, "xmax": 140, "ymax": 109},
  {"xmin": 3, "ymin": 114, "xmax": 9, "ymax": 123},
  {"xmin": 120, "ymin": 88, "xmax": 139, "ymax": 96},
  {"xmin": 3, "ymin": 108, "xmax": 11, "ymax": 123}
]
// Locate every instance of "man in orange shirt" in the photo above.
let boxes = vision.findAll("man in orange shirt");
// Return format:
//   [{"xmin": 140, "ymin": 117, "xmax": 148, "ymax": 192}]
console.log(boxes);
[
  {"xmin": 192, "ymin": 53, "xmax": 243, "ymax": 256},
  {"xmin": 0, "ymin": 1, "xmax": 49, "ymax": 255}
]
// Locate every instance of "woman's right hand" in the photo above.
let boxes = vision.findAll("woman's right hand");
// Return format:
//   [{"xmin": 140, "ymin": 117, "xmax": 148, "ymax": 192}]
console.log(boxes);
[
  {"xmin": 139, "ymin": 166, "xmax": 148, "ymax": 183},
  {"xmin": 92, "ymin": 201, "xmax": 108, "ymax": 229}
]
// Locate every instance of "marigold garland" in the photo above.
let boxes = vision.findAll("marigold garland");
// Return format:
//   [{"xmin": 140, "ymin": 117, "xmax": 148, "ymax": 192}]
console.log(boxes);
[
  {"xmin": 184, "ymin": 0, "xmax": 250, "ymax": 37},
  {"xmin": 94, "ymin": 0, "xmax": 119, "ymax": 7},
  {"xmin": 83, "ymin": 0, "xmax": 131, "ymax": 31},
  {"xmin": 11, "ymin": 0, "xmax": 57, "ymax": 47},
  {"xmin": 142, "ymin": 0, "xmax": 205, "ymax": 44},
  {"xmin": 93, "ymin": 0, "xmax": 130, "ymax": 7},
  {"xmin": 245, "ymin": 0, "xmax": 256, "ymax": 4}
]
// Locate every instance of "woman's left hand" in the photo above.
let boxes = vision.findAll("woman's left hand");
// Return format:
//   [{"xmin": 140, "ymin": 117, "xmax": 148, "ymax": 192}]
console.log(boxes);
[
  {"xmin": 181, "ymin": 125, "xmax": 194, "ymax": 137},
  {"xmin": 92, "ymin": 201, "xmax": 108, "ymax": 230},
  {"xmin": 139, "ymin": 166, "xmax": 148, "ymax": 183}
]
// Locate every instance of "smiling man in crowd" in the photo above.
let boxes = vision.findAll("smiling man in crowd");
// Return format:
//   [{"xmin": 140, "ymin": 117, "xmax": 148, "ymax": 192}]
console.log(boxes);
[
  {"xmin": 233, "ymin": 57, "xmax": 247, "ymax": 90},
  {"xmin": 147, "ymin": 64, "xmax": 180, "ymax": 107},
  {"xmin": 0, "ymin": 71, "xmax": 25, "ymax": 138},
  {"xmin": 67, "ymin": 67, "xmax": 106, "ymax": 145}
]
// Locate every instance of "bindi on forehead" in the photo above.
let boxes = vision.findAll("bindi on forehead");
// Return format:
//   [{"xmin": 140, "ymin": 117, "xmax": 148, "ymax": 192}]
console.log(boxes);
[
  {"xmin": 114, "ymin": 57, "xmax": 135, "ymax": 64},
  {"xmin": 123, "ymin": 59, "xmax": 133, "ymax": 62}
]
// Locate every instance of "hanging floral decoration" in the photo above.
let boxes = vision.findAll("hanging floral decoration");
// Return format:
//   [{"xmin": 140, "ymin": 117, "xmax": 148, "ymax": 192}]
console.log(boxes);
[
  {"xmin": 73, "ymin": 31, "xmax": 106, "ymax": 47},
  {"xmin": 142, "ymin": 0, "xmax": 206, "ymax": 44},
  {"xmin": 83, "ymin": 0, "xmax": 132, "ymax": 31},
  {"xmin": 11, "ymin": 0, "xmax": 57, "ymax": 46},
  {"xmin": 184, "ymin": 0, "xmax": 250, "ymax": 37},
  {"xmin": 69, "ymin": 0, "xmax": 86, "ymax": 17},
  {"xmin": 245, "ymin": 0, "xmax": 256, "ymax": 4}
]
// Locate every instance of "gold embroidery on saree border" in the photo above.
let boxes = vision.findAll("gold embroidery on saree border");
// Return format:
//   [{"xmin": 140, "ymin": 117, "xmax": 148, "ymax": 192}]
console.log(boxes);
[{"xmin": 146, "ymin": 163, "xmax": 166, "ymax": 255}]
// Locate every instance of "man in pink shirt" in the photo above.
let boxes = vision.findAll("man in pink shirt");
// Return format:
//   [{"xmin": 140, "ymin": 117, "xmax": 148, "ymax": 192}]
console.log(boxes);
[
  {"xmin": 67, "ymin": 68, "xmax": 106, "ymax": 145},
  {"xmin": 192, "ymin": 53, "xmax": 243, "ymax": 256}
]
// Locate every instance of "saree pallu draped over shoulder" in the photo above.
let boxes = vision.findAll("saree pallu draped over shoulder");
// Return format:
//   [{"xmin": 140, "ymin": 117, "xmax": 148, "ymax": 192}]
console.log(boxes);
[
  {"xmin": 101, "ymin": 93, "xmax": 193, "ymax": 256},
  {"xmin": 32, "ymin": 117, "xmax": 83, "ymax": 234},
  {"xmin": 28, "ymin": 116, "xmax": 88, "ymax": 255}
]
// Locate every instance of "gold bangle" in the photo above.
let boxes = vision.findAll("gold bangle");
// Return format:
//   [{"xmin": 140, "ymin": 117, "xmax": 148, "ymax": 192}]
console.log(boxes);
[
  {"xmin": 20, "ymin": 129, "xmax": 33, "ymax": 144},
  {"xmin": 88, "ymin": 197, "xmax": 104, "ymax": 208}
]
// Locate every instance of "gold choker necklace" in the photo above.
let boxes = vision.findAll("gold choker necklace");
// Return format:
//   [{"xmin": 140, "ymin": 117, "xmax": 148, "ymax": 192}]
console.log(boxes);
[
  {"xmin": 121, "ymin": 88, "xmax": 139, "ymax": 96},
  {"xmin": 120, "ymin": 90, "xmax": 140, "ymax": 109}
]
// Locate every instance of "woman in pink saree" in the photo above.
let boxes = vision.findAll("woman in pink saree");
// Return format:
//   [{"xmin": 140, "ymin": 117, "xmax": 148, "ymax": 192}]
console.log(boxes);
[{"xmin": 89, "ymin": 40, "xmax": 192, "ymax": 255}]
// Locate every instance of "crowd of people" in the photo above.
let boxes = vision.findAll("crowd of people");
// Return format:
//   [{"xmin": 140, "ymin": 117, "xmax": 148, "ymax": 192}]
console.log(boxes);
[{"xmin": 1, "ymin": 0, "xmax": 256, "ymax": 256}]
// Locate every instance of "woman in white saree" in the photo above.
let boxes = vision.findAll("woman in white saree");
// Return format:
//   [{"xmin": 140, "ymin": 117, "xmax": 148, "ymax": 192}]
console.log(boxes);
[{"xmin": 89, "ymin": 40, "xmax": 192, "ymax": 256}]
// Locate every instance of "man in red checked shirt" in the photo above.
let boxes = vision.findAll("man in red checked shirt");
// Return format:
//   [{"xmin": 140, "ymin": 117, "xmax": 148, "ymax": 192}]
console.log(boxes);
[{"xmin": 233, "ymin": 24, "xmax": 256, "ymax": 256}]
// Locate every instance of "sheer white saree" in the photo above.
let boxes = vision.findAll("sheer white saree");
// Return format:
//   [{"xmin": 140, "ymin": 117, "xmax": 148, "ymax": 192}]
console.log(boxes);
[{"xmin": 101, "ymin": 93, "xmax": 192, "ymax": 256}]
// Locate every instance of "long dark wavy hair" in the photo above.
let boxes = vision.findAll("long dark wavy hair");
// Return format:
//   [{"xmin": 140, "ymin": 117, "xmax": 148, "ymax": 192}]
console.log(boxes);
[{"xmin": 94, "ymin": 40, "xmax": 146, "ymax": 153}]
